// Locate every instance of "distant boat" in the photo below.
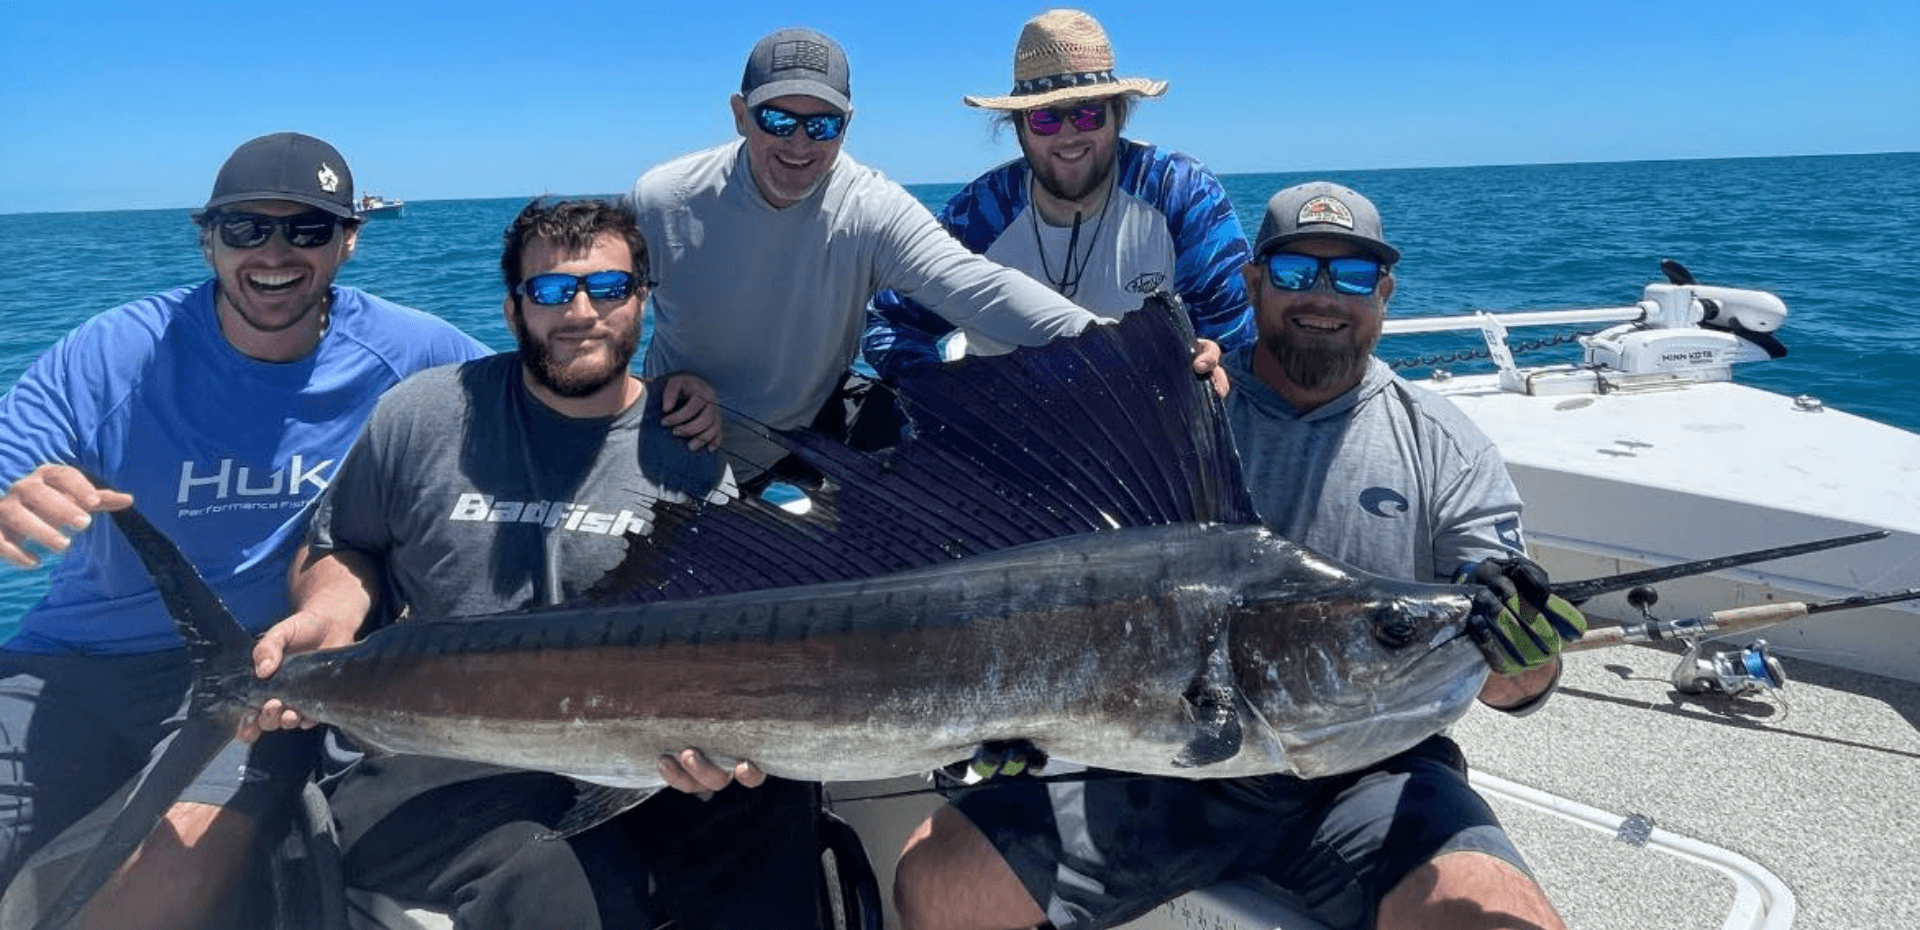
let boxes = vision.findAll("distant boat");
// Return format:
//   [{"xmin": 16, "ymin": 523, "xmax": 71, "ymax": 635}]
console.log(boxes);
[{"xmin": 355, "ymin": 193, "xmax": 404, "ymax": 219}]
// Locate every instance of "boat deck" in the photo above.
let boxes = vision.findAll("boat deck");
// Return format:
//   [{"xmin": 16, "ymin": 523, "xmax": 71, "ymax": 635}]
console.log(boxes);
[
  {"xmin": 1102, "ymin": 641, "xmax": 1917, "ymax": 930},
  {"xmin": 1448, "ymin": 643, "xmax": 1919, "ymax": 930},
  {"xmin": 828, "ymin": 636, "xmax": 1920, "ymax": 930}
]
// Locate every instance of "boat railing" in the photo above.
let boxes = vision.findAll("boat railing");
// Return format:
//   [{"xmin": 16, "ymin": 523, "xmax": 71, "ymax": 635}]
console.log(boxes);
[
  {"xmin": 1383, "ymin": 304, "xmax": 1644, "ymax": 335},
  {"xmin": 1383, "ymin": 281, "xmax": 1790, "ymax": 396}
]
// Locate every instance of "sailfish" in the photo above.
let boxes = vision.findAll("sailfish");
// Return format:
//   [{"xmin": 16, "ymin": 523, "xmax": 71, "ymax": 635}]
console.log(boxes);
[{"xmin": 31, "ymin": 295, "xmax": 1494, "ymax": 928}]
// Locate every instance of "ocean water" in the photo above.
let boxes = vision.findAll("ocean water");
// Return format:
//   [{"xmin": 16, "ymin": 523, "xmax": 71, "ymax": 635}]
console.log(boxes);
[{"xmin": 1, "ymin": 152, "xmax": 1915, "ymax": 625}]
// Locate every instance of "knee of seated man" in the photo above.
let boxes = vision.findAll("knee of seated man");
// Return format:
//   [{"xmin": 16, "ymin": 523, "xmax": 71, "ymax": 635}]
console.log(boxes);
[
  {"xmin": 1380, "ymin": 850, "xmax": 1557, "ymax": 927},
  {"xmin": 894, "ymin": 806, "xmax": 1039, "ymax": 929},
  {"xmin": 893, "ymin": 809, "xmax": 957, "ymax": 899}
]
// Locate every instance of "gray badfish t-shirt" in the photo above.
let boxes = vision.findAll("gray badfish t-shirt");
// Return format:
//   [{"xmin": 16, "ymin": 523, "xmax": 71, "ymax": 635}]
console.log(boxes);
[
  {"xmin": 310, "ymin": 353, "xmax": 733, "ymax": 620},
  {"xmin": 1223, "ymin": 348, "xmax": 1525, "ymax": 583}
]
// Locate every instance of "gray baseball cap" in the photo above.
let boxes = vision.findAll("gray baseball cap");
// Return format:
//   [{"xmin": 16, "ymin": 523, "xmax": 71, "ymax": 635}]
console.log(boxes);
[
  {"xmin": 741, "ymin": 27, "xmax": 852, "ymax": 113},
  {"xmin": 1253, "ymin": 182, "xmax": 1400, "ymax": 265},
  {"xmin": 199, "ymin": 132, "xmax": 356, "ymax": 220}
]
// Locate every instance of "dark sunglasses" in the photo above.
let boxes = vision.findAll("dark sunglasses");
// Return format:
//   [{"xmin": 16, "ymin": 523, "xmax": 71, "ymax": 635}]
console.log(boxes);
[
  {"xmin": 1264, "ymin": 253, "xmax": 1385, "ymax": 296},
  {"xmin": 211, "ymin": 210, "xmax": 341, "ymax": 249},
  {"xmin": 515, "ymin": 270, "xmax": 645, "ymax": 306},
  {"xmin": 751, "ymin": 104, "xmax": 848, "ymax": 142},
  {"xmin": 1024, "ymin": 104, "xmax": 1107, "ymax": 136}
]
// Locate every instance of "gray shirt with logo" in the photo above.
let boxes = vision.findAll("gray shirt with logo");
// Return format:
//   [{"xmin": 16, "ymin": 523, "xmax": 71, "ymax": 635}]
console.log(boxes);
[
  {"xmin": 1223, "ymin": 348, "xmax": 1524, "ymax": 583},
  {"xmin": 309, "ymin": 354, "xmax": 732, "ymax": 621}
]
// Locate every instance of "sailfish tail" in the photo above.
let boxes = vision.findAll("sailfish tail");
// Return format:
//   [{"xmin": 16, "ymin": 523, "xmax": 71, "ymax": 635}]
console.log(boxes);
[
  {"xmin": 25, "ymin": 719, "xmax": 235, "ymax": 930},
  {"xmin": 26, "ymin": 504, "xmax": 257, "ymax": 930}
]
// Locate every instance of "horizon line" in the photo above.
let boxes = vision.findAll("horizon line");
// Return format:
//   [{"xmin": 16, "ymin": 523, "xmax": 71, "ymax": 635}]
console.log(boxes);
[{"xmin": 3, "ymin": 149, "xmax": 1912, "ymax": 219}]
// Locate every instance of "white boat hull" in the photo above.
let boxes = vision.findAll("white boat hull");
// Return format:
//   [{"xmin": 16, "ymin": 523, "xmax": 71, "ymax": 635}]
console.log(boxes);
[{"xmin": 1426, "ymin": 374, "xmax": 1920, "ymax": 683}]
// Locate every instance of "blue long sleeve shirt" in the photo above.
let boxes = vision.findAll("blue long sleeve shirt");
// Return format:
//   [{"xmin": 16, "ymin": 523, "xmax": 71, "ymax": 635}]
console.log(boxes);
[{"xmin": 0, "ymin": 281, "xmax": 487, "ymax": 654}]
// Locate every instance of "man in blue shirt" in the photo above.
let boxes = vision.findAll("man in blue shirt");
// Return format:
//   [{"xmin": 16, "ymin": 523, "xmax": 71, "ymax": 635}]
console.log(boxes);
[
  {"xmin": 0, "ymin": 132, "xmax": 487, "ymax": 928},
  {"xmin": 864, "ymin": 8, "xmax": 1253, "ymax": 378}
]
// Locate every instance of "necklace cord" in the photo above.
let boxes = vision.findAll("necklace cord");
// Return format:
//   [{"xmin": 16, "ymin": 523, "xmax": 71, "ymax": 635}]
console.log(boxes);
[{"xmin": 1029, "ymin": 176, "xmax": 1115, "ymax": 299}]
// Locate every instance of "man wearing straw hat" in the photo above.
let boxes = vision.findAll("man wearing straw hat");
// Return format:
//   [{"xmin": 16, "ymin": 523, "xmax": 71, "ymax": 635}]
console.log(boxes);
[
  {"xmin": 630, "ymin": 26, "xmax": 1226, "ymax": 493},
  {"xmin": 864, "ymin": 9, "xmax": 1253, "ymax": 377}
]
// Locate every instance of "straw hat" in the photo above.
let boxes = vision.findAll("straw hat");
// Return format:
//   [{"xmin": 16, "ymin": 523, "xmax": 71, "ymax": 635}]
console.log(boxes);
[{"xmin": 963, "ymin": 9, "xmax": 1168, "ymax": 111}]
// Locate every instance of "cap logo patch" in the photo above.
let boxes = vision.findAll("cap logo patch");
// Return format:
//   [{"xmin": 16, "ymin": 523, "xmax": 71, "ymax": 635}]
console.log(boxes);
[
  {"xmin": 1297, "ymin": 195, "xmax": 1354, "ymax": 230},
  {"xmin": 316, "ymin": 163, "xmax": 340, "ymax": 194},
  {"xmin": 774, "ymin": 40, "xmax": 830, "ymax": 75}
]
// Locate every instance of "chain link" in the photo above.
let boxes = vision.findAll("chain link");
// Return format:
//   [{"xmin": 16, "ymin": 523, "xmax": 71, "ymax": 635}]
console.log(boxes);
[{"xmin": 1387, "ymin": 328, "xmax": 1599, "ymax": 372}]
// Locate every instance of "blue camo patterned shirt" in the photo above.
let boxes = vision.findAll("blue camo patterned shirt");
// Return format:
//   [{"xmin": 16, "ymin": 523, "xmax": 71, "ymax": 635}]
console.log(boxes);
[{"xmin": 865, "ymin": 139, "xmax": 1253, "ymax": 378}]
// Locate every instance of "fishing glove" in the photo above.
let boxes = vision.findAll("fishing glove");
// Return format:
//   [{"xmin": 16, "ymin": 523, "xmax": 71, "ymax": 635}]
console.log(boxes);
[
  {"xmin": 944, "ymin": 740, "xmax": 1048, "ymax": 784},
  {"xmin": 1462, "ymin": 556, "xmax": 1588, "ymax": 676}
]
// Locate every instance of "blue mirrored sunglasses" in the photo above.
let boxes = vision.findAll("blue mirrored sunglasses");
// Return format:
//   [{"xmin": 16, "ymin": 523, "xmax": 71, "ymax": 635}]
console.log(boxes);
[
  {"xmin": 515, "ymin": 270, "xmax": 645, "ymax": 306},
  {"xmin": 751, "ymin": 104, "xmax": 847, "ymax": 142},
  {"xmin": 212, "ymin": 210, "xmax": 340, "ymax": 249},
  {"xmin": 1264, "ymin": 253, "xmax": 1384, "ymax": 295}
]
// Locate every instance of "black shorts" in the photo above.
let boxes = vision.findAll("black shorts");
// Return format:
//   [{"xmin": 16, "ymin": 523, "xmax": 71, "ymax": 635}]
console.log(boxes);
[
  {"xmin": 952, "ymin": 734, "xmax": 1529, "ymax": 930},
  {"xmin": 325, "ymin": 755, "xmax": 824, "ymax": 930}
]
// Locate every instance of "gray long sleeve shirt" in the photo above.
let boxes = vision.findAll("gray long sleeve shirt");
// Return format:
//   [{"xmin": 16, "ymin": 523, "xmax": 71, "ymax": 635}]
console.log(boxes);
[
  {"xmin": 631, "ymin": 141, "xmax": 1096, "ymax": 471},
  {"xmin": 1223, "ymin": 350, "xmax": 1527, "ymax": 583}
]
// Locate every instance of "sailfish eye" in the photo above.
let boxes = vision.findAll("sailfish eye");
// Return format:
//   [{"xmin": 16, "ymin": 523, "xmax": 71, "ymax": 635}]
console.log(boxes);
[{"xmin": 1372, "ymin": 605, "xmax": 1418, "ymax": 649}]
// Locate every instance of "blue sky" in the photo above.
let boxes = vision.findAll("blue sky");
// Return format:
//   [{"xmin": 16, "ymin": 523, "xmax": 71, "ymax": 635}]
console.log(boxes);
[{"xmin": 2, "ymin": 0, "xmax": 1915, "ymax": 214}]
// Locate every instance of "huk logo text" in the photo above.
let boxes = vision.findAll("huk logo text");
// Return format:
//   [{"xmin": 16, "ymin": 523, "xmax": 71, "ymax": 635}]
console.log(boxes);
[{"xmin": 176, "ymin": 456, "xmax": 334, "ymax": 516}]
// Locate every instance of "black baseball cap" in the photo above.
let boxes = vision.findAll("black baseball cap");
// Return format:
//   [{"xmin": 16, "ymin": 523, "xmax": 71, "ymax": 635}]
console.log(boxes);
[
  {"xmin": 198, "ymin": 132, "xmax": 356, "ymax": 220},
  {"xmin": 1254, "ymin": 181, "xmax": 1400, "ymax": 265},
  {"xmin": 741, "ymin": 27, "xmax": 852, "ymax": 113}
]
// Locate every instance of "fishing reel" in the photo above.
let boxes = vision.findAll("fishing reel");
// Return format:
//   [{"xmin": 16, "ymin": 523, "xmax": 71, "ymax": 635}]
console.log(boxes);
[
  {"xmin": 1669, "ymin": 638, "xmax": 1787, "ymax": 697},
  {"xmin": 1625, "ymin": 586, "xmax": 1790, "ymax": 702}
]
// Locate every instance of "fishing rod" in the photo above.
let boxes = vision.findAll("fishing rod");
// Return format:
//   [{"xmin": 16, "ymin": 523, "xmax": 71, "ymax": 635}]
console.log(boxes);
[
  {"xmin": 1565, "ymin": 587, "xmax": 1920, "ymax": 654},
  {"xmin": 1565, "ymin": 587, "xmax": 1920, "ymax": 696},
  {"xmin": 1552, "ymin": 530, "xmax": 1890, "ymax": 605}
]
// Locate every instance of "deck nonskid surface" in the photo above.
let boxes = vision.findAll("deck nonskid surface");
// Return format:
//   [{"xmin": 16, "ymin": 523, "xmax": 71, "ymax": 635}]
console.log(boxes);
[{"xmin": 1452, "ymin": 644, "xmax": 1920, "ymax": 929}]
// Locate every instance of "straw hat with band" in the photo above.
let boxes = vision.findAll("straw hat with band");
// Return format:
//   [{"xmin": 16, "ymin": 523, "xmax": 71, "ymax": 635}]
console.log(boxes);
[{"xmin": 964, "ymin": 9, "xmax": 1166, "ymax": 111}]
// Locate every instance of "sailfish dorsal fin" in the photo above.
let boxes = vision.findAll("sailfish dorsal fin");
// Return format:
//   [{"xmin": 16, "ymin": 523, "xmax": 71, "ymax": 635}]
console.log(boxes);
[{"xmin": 589, "ymin": 293, "xmax": 1256, "ymax": 604}]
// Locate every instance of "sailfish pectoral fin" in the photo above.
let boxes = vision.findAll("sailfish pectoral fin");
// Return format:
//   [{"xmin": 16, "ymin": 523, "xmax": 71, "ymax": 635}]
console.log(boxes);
[
  {"xmin": 1172, "ymin": 678, "xmax": 1244, "ymax": 768},
  {"xmin": 537, "ymin": 781, "xmax": 664, "ymax": 841}
]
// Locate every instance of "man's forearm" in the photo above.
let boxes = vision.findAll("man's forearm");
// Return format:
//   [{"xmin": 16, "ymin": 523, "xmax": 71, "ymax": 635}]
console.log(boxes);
[
  {"xmin": 288, "ymin": 546, "xmax": 381, "ymax": 642},
  {"xmin": 1478, "ymin": 658, "xmax": 1561, "ymax": 715}
]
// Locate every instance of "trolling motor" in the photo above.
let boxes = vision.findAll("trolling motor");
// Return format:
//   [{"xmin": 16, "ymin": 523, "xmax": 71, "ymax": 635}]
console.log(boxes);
[
  {"xmin": 1660, "ymin": 259, "xmax": 1789, "ymax": 359},
  {"xmin": 1579, "ymin": 259, "xmax": 1791, "ymax": 377}
]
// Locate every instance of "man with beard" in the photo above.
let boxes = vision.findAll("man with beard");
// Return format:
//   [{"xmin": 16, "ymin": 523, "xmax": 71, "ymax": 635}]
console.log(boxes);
[
  {"xmin": 630, "ymin": 26, "xmax": 1224, "ymax": 492},
  {"xmin": 891, "ymin": 182, "xmax": 1584, "ymax": 930},
  {"xmin": 866, "ymin": 8, "xmax": 1253, "ymax": 377},
  {"xmin": 251, "ymin": 198, "xmax": 827, "ymax": 929},
  {"xmin": 0, "ymin": 132, "xmax": 487, "ymax": 928}
]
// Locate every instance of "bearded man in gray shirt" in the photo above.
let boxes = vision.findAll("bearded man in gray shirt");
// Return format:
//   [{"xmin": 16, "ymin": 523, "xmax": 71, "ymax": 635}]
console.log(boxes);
[
  {"xmin": 892, "ymin": 183, "xmax": 1587, "ymax": 930},
  {"xmin": 250, "ymin": 199, "xmax": 827, "ymax": 930}
]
